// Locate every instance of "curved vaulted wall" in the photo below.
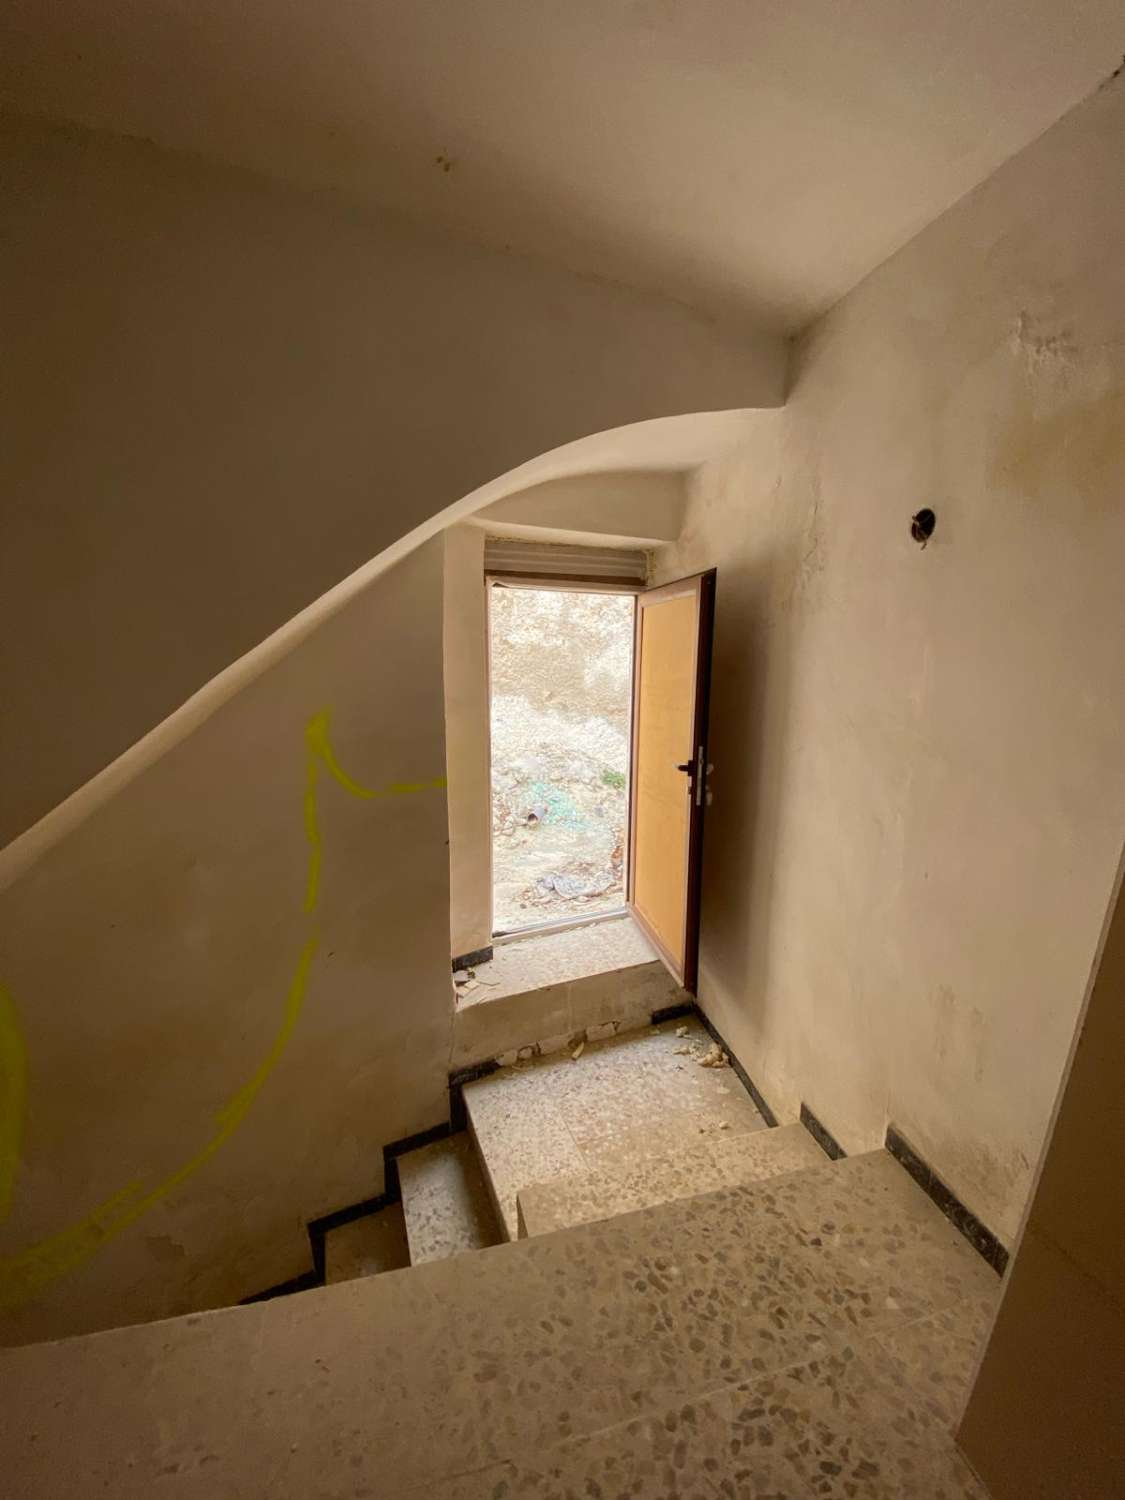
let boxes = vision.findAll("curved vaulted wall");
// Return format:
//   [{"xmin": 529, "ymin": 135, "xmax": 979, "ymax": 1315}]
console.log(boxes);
[
  {"xmin": 0, "ymin": 110, "xmax": 784, "ymax": 848},
  {"xmin": 0, "ymin": 108, "xmax": 784, "ymax": 1345}
]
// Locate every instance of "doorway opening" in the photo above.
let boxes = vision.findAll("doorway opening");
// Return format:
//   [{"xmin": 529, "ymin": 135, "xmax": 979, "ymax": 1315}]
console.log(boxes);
[{"xmin": 489, "ymin": 583, "xmax": 635, "ymax": 935}]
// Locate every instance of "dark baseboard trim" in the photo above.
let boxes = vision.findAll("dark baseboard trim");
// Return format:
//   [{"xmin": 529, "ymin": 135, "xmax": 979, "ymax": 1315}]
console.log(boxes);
[
  {"xmin": 449, "ymin": 1058, "xmax": 500, "ymax": 1131},
  {"xmin": 383, "ymin": 1121, "xmax": 451, "ymax": 1199},
  {"xmin": 449, "ymin": 1059, "xmax": 501, "ymax": 1089},
  {"xmin": 453, "ymin": 945, "xmax": 493, "ymax": 972},
  {"xmin": 650, "ymin": 1000, "xmax": 696, "ymax": 1026},
  {"xmin": 310, "ymin": 1191, "xmax": 392, "ymax": 1240},
  {"xmin": 241, "ymin": 1269, "xmax": 321, "ymax": 1304},
  {"xmin": 691, "ymin": 1007, "xmax": 780, "ymax": 1129},
  {"xmin": 246, "ymin": 1006, "xmax": 780, "ymax": 1303},
  {"xmin": 307, "ymin": 1193, "xmax": 391, "ymax": 1282},
  {"xmin": 242, "ymin": 1119, "xmax": 452, "ymax": 1301},
  {"xmin": 800, "ymin": 1103, "xmax": 847, "ymax": 1161},
  {"xmin": 886, "ymin": 1125, "xmax": 1009, "ymax": 1276}
]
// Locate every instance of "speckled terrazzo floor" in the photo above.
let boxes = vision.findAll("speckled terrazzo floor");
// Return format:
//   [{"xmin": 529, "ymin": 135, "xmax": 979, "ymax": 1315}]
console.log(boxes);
[
  {"xmin": 2, "ymin": 1151, "xmax": 1000, "ymax": 1498},
  {"xmin": 400, "ymin": 1133, "xmax": 502, "ymax": 1263},
  {"xmin": 450, "ymin": 914, "xmax": 684, "ymax": 1075},
  {"xmin": 466, "ymin": 1014, "xmax": 770, "ymax": 1238},
  {"xmin": 517, "ymin": 1121, "xmax": 826, "ymax": 1237},
  {"xmin": 461, "ymin": 916, "xmax": 661, "ymax": 1000}
]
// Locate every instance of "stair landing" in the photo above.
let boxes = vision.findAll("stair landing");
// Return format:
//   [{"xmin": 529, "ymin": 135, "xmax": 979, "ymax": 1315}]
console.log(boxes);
[
  {"xmin": 451, "ymin": 912, "xmax": 685, "ymax": 1072},
  {"xmin": 517, "ymin": 1119, "xmax": 825, "ymax": 1237},
  {"xmin": 465, "ymin": 1013, "xmax": 769, "ymax": 1238}
]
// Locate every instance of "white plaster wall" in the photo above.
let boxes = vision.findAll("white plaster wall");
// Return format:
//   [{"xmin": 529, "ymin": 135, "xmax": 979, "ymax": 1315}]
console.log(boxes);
[
  {"xmin": 475, "ymin": 471, "xmax": 687, "ymax": 547},
  {"xmin": 3, "ymin": 0, "xmax": 1120, "ymax": 332},
  {"xmin": 444, "ymin": 527, "xmax": 491, "ymax": 961},
  {"xmin": 0, "ymin": 110, "xmax": 783, "ymax": 846},
  {"xmin": 0, "ymin": 540, "xmax": 452, "ymax": 1346},
  {"xmin": 654, "ymin": 80, "xmax": 1125, "ymax": 1242},
  {"xmin": 960, "ymin": 847, "xmax": 1125, "ymax": 1496}
]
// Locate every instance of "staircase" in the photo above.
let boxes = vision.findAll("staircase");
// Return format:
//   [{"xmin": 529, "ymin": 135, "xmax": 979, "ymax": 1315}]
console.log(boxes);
[
  {"xmin": 320, "ymin": 1014, "xmax": 786, "ymax": 1279},
  {"xmin": 3, "ymin": 1013, "xmax": 1002, "ymax": 1497},
  {"xmin": 321, "ymin": 1134, "xmax": 501, "ymax": 1283}
]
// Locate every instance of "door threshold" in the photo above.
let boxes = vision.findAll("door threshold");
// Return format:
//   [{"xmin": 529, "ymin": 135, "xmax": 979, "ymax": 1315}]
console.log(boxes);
[{"xmin": 493, "ymin": 907, "xmax": 630, "ymax": 947}]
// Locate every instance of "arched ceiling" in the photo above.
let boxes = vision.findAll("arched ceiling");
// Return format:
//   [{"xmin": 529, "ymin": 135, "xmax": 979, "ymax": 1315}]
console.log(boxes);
[{"xmin": 1, "ymin": 2, "xmax": 1121, "ymax": 333}]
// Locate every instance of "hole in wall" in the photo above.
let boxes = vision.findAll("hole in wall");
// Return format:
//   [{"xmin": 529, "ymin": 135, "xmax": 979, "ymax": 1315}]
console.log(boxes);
[{"xmin": 911, "ymin": 508, "xmax": 936, "ymax": 547}]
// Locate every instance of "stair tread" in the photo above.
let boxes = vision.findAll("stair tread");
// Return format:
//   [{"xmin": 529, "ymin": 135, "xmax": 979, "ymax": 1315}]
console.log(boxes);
[
  {"xmin": 465, "ymin": 1014, "xmax": 768, "ymax": 1238},
  {"xmin": 399, "ymin": 1132, "xmax": 501, "ymax": 1263},
  {"xmin": 516, "ymin": 1120, "xmax": 827, "ymax": 1236},
  {"xmin": 323, "ymin": 1201, "xmax": 410, "ymax": 1284},
  {"xmin": 2, "ymin": 1151, "xmax": 1002, "ymax": 1499}
]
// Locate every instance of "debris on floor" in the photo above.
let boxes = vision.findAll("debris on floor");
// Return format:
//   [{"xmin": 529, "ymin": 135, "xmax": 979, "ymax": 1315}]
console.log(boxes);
[
  {"xmin": 698, "ymin": 1043, "xmax": 729, "ymax": 1069},
  {"xmin": 675, "ymin": 1024, "xmax": 690, "ymax": 1038},
  {"xmin": 571, "ymin": 1040, "xmax": 586, "ymax": 1061},
  {"xmin": 454, "ymin": 964, "xmax": 498, "ymax": 998}
]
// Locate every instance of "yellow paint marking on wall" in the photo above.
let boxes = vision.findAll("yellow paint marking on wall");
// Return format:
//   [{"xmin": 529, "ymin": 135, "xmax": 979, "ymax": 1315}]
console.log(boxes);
[
  {"xmin": 0, "ymin": 938, "xmax": 317, "ymax": 1314},
  {"xmin": 0, "ymin": 983, "xmax": 27, "ymax": 1223},
  {"xmin": 0, "ymin": 709, "xmax": 444, "ymax": 1314},
  {"xmin": 306, "ymin": 710, "xmax": 446, "ymax": 801},
  {"xmin": 303, "ymin": 748, "xmax": 322, "ymax": 914}
]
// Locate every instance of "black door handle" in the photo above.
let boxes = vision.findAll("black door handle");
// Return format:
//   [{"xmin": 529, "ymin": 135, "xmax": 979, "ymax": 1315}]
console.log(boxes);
[{"xmin": 675, "ymin": 762, "xmax": 693, "ymax": 773}]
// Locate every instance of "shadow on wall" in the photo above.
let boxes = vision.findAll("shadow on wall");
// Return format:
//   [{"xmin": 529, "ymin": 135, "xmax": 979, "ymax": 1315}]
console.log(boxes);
[
  {"xmin": 654, "ymin": 429, "xmax": 814, "ymax": 1115},
  {"xmin": 0, "ymin": 109, "xmax": 784, "ymax": 846},
  {"xmin": 0, "ymin": 540, "xmax": 453, "ymax": 1348},
  {"xmin": 0, "ymin": 709, "xmax": 438, "ymax": 1321}
]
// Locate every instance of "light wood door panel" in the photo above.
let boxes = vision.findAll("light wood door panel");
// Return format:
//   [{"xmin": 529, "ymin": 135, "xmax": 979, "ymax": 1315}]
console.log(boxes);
[{"xmin": 627, "ymin": 571, "xmax": 715, "ymax": 991}]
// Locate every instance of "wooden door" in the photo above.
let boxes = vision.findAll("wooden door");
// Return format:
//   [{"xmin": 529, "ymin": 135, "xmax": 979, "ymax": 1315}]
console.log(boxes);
[{"xmin": 627, "ymin": 571, "xmax": 715, "ymax": 992}]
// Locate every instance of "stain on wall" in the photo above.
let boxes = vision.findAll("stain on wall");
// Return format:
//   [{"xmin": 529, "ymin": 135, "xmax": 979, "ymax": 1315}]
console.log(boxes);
[
  {"xmin": 960, "ymin": 849, "xmax": 1125, "ymax": 1498},
  {"xmin": 0, "ymin": 708, "xmax": 443, "ymax": 1320},
  {"xmin": 652, "ymin": 79, "xmax": 1125, "ymax": 1242},
  {"xmin": 0, "ymin": 983, "xmax": 27, "ymax": 1223},
  {"xmin": 0, "ymin": 540, "xmax": 453, "ymax": 1346}
]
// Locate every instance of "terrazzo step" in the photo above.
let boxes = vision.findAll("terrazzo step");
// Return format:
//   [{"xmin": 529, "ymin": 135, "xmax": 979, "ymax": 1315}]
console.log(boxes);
[
  {"xmin": 516, "ymin": 1119, "xmax": 827, "ymax": 1237},
  {"xmin": 3, "ymin": 1151, "xmax": 1002, "ymax": 1499},
  {"xmin": 451, "ymin": 914, "xmax": 686, "ymax": 1074},
  {"xmin": 398, "ymin": 1132, "xmax": 502, "ymax": 1263},
  {"xmin": 465, "ymin": 1014, "xmax": 769, "ymax": 1239},
  {"xmin": 322, "ymin": 1201, "xmax": 410, "ymax": 1284}
]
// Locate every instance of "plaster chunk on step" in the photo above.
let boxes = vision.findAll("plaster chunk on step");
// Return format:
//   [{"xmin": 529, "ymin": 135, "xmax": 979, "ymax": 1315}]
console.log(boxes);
[
  {"xmin": 586, "ymin": 1020, "xmax": 620, "ymax": 1043},
  {"xmin": 698, "ymin": 1043, "xmax": 729, "ymax": 1068},
  {"xmin": 485, "ymin": 1042, "xmax": 540, "ymax": 1068},
  {"xmin": 538, "ymin": 1031, "xmax": 573, "ymax": 1057}
]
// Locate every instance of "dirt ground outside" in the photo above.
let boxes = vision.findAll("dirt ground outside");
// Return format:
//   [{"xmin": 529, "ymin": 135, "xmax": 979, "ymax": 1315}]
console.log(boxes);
[{"xmin": 489, "ymin": 585, "xmax": 635, "ymax": 932}]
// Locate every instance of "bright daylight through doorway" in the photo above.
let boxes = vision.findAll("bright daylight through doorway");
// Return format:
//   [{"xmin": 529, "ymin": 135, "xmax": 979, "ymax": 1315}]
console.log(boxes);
[{"xmin": 489, "ymin": 585, "xmax": 635, "ymax": 934}]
